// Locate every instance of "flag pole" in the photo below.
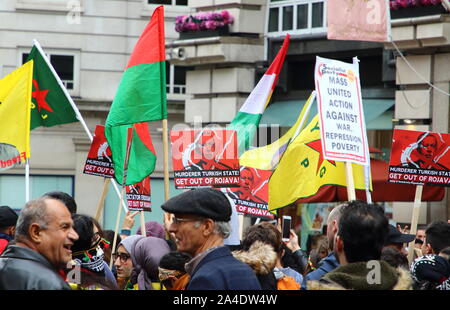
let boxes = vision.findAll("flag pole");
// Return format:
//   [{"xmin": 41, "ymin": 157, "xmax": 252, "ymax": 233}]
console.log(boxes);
[
  {"xmin": 162, "ymin": 118, "xmax": 171, "ymax": 225},
  {"xmin": 94, "ymin": 178, "xmax": 111, "ymax": 221},
  {"xmin": 345, "ymin": 162, "xmax": 356, "ymax": 201},
  {"xmin": 140, "ymin": 211, "xmax": 146, "ymax": 236},
  {"xmin": 25, "ymin": 159, "xmax": 30, "ymax": 202},
  {"xmin": 32, "ymin": 39, "xmax": 128, "ymax": 213},
  {"xmin": 407, "ymin": 185, "xmax": 423, "ymax": 264},
  {"xmin": 110, "ymin": 127, "xmax": 133, "ymax": 270}
]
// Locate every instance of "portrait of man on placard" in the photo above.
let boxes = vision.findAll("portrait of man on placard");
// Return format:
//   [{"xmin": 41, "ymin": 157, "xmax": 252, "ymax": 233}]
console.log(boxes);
[
  {"xmin": 401, "ymin": 132, "xmax": 448, "ymax": 170},
  {"xmin": 182, "ymin": 128, "xmax": 237, "ymax": 172},
  {"xmin": 228, "ymin": 167, "xmax": 269, "ymax": 204}
]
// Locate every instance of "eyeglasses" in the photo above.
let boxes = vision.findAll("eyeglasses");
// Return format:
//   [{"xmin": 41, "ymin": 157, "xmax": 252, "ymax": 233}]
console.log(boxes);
[
  {"xmin": 172, "ymin": 217, "xmax": 204, "ymax": 225},
  {"xmin": 112, "ymin": 252, "xmax": 131, "ymax": 263}
]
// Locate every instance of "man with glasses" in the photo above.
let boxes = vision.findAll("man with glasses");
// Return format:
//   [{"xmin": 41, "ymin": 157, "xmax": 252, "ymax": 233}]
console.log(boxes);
[{"xmin": 161, "ymin": 188, "xmax": 261, "ymax": 290}]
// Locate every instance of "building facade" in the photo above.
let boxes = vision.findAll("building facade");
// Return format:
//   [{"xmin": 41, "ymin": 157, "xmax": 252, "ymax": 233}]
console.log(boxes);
[{"xmin": 0, "ymin": 0, "xmax": 191, "ymax": 230}]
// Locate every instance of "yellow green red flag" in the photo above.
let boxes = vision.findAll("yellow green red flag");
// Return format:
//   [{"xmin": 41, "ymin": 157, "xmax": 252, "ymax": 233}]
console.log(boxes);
[
  {"xmin": 268, "ymin": 115, "xmax": 368, "ymax": 211},
  {"xmin": 0, "ymin": 61, "xmax": 33, "ymax": 171}
]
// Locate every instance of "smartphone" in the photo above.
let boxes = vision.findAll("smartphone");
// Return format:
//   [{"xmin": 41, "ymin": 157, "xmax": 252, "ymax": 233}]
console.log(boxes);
[{"xmin": 282, "ymin": 216, "xmax": 292, "ymax": 242}]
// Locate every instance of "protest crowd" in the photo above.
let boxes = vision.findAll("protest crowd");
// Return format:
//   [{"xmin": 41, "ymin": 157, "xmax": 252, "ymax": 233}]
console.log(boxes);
[
  {"xmin": 0, "ymin": 189, "xmax": 449, "ymax": 291},
  {"xmin": 1, "ymin": 4, "xmax": 450, "ymax": 293}
]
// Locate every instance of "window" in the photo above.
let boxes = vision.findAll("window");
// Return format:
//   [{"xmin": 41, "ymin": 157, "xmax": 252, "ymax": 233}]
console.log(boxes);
[
  {"xmin": 166, "ymin": 63, "xmax": 188, "ymax": 94},
  {"xmin": 22, "ymin": 51, "xmax": 77, "ymax": 91},
  {"xmin": 147, "ymin": 0, "xmax": 187, "ymax": 5},
  {"xmin": 267, "ymin": 0, "xmax": 326, "ymax": 36},
  {"xmin": 0, "ymin": 175, "xmax": 74, "ymax": 210}
]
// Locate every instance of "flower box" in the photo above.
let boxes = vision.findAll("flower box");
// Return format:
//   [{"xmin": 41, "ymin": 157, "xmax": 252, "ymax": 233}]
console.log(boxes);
[
  {"xmin": 390, "ymin": 0, "xmax": 448, "ymax": 19},
  {"xmin": 175, "ymin": 10, "xmax": 234, "ymax": 38},
  {"xmin": 179, "ymin": 27, "xmax": 230, "ymax": 40}
]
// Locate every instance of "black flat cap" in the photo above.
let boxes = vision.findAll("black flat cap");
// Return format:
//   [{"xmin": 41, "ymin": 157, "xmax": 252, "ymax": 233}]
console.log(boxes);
[
  {"xmin": 387, "ymin": 224, "xmax": 416, "ymax": 244},
  {"xmin": 161, "ymin": 188, "xmax": 231, "ymax": 222},
  {"xmin": 0, "ymin": 205, "xmax": 18, "ymax": 227}
]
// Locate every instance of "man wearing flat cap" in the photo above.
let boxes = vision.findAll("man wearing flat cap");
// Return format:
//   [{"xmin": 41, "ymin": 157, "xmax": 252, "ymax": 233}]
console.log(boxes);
[
  {"xmin": 162, "ymin": 188, "xmax": 261, "ymax": 290},
  {"xmin": 0, "ymin": 206, "xmax": 18, "ymax": 254}
]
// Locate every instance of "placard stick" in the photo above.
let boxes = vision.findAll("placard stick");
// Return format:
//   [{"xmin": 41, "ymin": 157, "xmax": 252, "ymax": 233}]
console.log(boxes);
[
  {"xmin": 109, "ymin": 127, "xmax": 133, "ymax": 270},
  {"xmin": 407, "ymin": 185, "xmax": 423, "ymax": 264},
  {"xmin": 162, "ymin": 119, "xmax": 171, "ymax": 226},
  {"xmin": 238, "ymin": 214, "xmax": 245, "ymax": 241},
  {"xmin": 345, "ymin": 162, "xmax": 356, "ymax": 201},
  {"xmin": 94, "ymin": 178, "xmax": 111, "ymax": 222},
  {"xmin": 140, "ymin": 211, "xmax": 146, "ymax": 236}
]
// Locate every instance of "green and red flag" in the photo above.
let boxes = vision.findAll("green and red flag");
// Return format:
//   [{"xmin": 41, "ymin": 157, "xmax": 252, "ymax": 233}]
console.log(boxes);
[
  {"xmin": 105, "ymin": 5, "xmax": 167, "ymax": 185},
  {"xmin": 26, "ymin": 44, "xmax": 78, "ymax": 130}
]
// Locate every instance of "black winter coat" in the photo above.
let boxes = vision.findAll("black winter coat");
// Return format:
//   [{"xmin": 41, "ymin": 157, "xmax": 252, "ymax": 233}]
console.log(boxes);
[{"xmin": 0, "ymin": 245, "xmax": 71, "ymax": 290}]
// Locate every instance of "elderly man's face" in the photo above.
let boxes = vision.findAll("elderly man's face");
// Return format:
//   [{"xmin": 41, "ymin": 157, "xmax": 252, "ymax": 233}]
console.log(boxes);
[
  {"xmin": 418, "ymin": 136, "xmax": 437, "ymax": 159},
  {"xmin": 240, "ymin": 169, "xmax": 254, "ymax": 194},
  {"xmin": 168, "ymin": 213, "xmax": 206, "ymax": 257},
  {"xmin": 36, "ymin": 199, "xmax": 79, "ymax": 268}
]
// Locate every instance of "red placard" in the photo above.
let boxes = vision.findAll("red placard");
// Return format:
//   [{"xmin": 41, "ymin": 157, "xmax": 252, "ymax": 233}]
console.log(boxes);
[
  {"xmin": 224, "ymin": 166, "xmax": 274, "ymax": 220},
  {"xmin": 170, "ymin": 128, "xmax": 240, "ymax": 189},
  {"xmin": 388, "ymin": 129, "xmax": 450, "ymax": 186},
  {"xmin": 83, "ymin": 125, "xmax": 115, "ymax": 178},
  {"xmin": 126, "ymin": 176, "xmax": 151, "ymax": 212}
]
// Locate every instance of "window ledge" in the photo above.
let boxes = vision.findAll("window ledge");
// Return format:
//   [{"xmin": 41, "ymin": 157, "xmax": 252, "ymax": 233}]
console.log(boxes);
[{"xmin": 16, "ymin": 0, "xmax": 85, "ymax": 13}]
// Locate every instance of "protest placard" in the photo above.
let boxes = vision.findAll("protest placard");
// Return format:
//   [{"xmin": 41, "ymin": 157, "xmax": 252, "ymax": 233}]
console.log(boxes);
[
  {"xmin": 83, "ymin": 125, "xmax": 115, "ymax": 178},
  {"xmin": 125, "ymin": 176, "xmax": 151, "ymax": 212},
  {"xmin": 388, "ymin": 129, "xmax": 450, "ymax": 186},
  {"xmin": 170, "ymin": 128, "xmax": 240, "ymax": 189},
  {"xmin": 315, "ymin": 56, "xmax": 369, "ymax": 166},
  {"xmin": 224, "ymin": 166, "xmax": 274, "ymax": 220}
]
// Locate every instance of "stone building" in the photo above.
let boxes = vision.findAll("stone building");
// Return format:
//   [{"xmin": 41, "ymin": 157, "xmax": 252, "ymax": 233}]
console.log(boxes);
[{"xmin": 0, "ymin": 0, "xmax": 190, "ymax": 230}]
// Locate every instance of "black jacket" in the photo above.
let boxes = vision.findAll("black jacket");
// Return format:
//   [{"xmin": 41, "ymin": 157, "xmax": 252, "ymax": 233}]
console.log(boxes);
[{"xmin": 0, "ymin": 245, "xmax": 71, "ymax": 290}]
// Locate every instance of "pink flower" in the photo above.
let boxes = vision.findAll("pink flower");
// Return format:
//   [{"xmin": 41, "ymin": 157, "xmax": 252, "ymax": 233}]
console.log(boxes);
[{"xmin": 175, "ymin": 10, "xmax": 234, "ymax": 33}]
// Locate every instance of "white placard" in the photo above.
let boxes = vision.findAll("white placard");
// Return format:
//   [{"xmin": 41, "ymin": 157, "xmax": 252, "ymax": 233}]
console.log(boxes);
[{"xmin": 314, "ymin": 56, "xmax": 369, "ymax": 165}]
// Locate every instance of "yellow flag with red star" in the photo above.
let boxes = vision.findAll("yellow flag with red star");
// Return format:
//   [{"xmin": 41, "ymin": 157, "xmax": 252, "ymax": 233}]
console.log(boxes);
[
  {"xmin": 0, "ymin": 61, "xmax": 33, "ymax": 171},
  {"xmin": 268, "ymin": 115, "xmax": 368, "ymax": 211}
]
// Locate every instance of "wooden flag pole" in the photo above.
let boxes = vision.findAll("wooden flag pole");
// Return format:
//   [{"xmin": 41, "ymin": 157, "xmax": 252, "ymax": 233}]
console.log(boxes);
[
  {"xmin": 94, "ymin": 178, "xmax": 111, "ymax": 222},
  {"xmin": 110, "ymin": 186, "xmax": 125, "ymax": 270},
  {"xmin": 162, "ymin": 119, "xmax": 171, "ymax": 226},
  {"xmin": 407, "ymin": 185, "xmax": 423, "ymax": 264},
  {"xmin": 238, "ymin": 214, "xmax": 245, "ymax": 241},
  {"xmin": 109, "ymin": 127, "xmax": 133, "ymax": 270},
  {"xmin": 345, "ymin": 162, "xmax": 356, "ymax": 201}
]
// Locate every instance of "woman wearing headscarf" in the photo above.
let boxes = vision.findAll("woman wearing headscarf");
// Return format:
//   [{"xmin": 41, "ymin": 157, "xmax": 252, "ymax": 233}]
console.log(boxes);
[
  {"xmin": 131, "ymin": 237, "xmax": 170, "ymax": 290},
  {"xmin": 114, "ymin": 235, "xmax": 145, "ymax": 290}
]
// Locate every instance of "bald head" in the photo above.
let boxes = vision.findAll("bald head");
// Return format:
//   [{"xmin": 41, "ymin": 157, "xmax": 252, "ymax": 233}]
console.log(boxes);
[{"xmin": 326, "ymin": 203, "xmax": 346, "ymax": 251}]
